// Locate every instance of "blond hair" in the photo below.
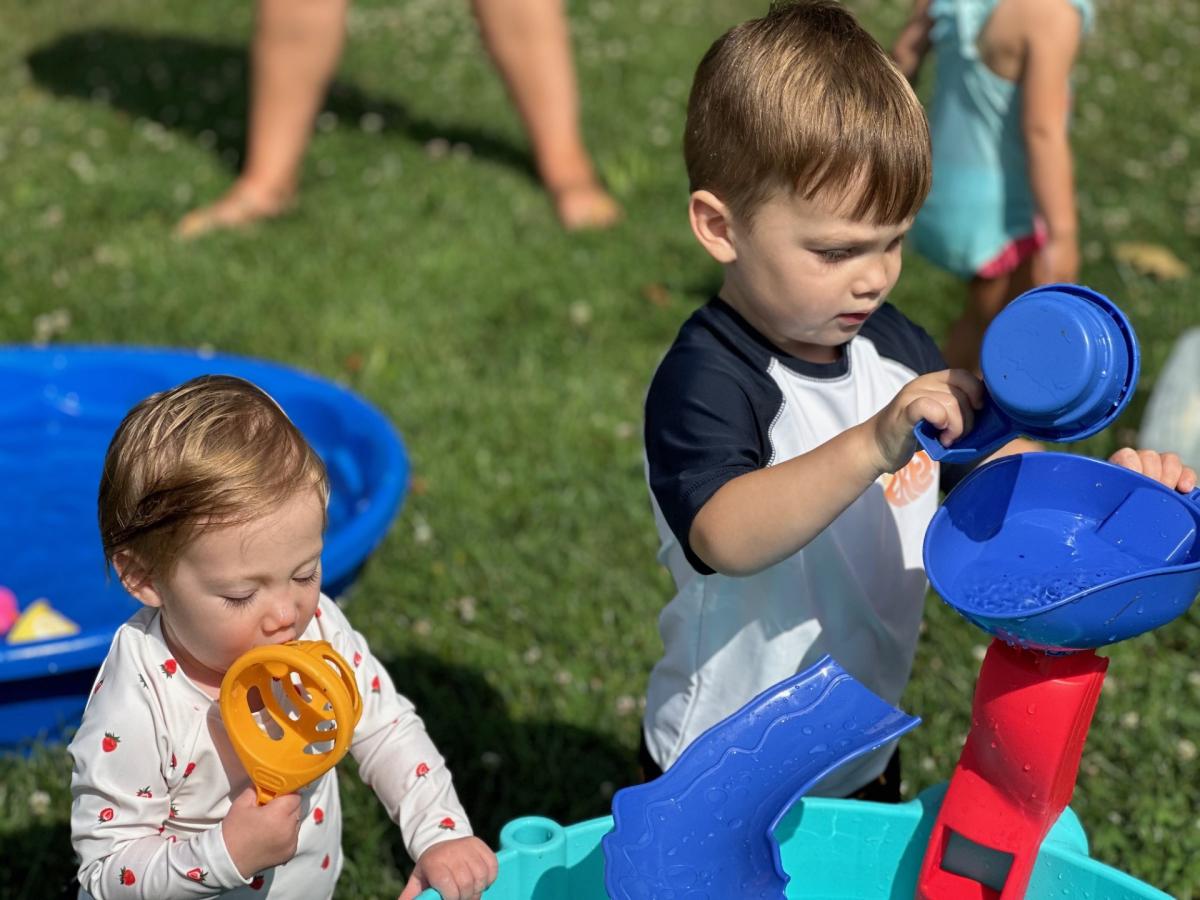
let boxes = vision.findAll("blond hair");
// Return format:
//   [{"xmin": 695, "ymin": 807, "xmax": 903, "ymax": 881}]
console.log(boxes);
[
  {"xmin": 99, "ymin": 374, "xmax": 329, "ymax": 581},
  {"xmin": 684, "ymin": 0, "xmax": 931, "ymax": 225}
]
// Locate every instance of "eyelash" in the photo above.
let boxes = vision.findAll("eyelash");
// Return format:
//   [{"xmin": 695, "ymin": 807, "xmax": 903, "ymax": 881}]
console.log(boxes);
[
  {"xmin": 220, "ymin": 570, "xmax": 321, "ymax": 607},
  {"xmin": 817, "ymin": 237, "xmax": 904, "ymax": 264},
  {"xmin": 819, "ymin": 248, "xmax": 852, "ymax": 263}
]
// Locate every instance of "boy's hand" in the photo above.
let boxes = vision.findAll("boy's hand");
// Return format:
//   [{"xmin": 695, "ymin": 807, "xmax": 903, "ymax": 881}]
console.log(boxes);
[
  {"xmin": 868, "ymin": 370, "xmax": 985, "ymax": 473},
  {"xmin": 399, "ymin": 836, "xmax": 498, "ymax": 900},
  {"xmin": 222, "ymin": 787, "xmax": 303, "ymax": 879},
  {"xmin": 1109, "ymin": 448, "xmax": 1198, "ymax": 493}
]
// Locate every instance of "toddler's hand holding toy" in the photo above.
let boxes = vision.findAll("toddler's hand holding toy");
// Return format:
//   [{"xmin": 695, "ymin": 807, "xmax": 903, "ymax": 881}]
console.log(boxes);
[
  {"xmin": 398, "ymin": 835, "xmax": 498, "ymax": 900},
  {"xmin": 1108, "ymin": 448, "xmax": 1197, "ymax": 493},
  {"xmin": 868, "ymin": 369, "xmax": 985, "ymax": 471},
  {"xmin": 222, "ymin": 785, "xmax": 303, "ymax": 878}
]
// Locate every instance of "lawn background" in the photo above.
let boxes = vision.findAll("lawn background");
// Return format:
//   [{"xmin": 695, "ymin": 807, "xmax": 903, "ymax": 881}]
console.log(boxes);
[{"xmin": 1, "ymin": 0, "xmax": 1199, "ymax": 897}]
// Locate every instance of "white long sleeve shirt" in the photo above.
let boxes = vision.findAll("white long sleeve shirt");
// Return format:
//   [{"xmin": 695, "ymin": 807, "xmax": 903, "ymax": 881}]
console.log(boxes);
[{"xmin": 70, "ymin": 594, "xmax": 470, "ymax": 899}]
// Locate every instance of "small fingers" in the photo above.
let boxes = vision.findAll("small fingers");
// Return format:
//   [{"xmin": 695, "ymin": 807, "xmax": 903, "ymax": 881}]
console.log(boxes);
[
  {"xmin": 1179, "ymin": 465, "xmax": 1198, "ymax": 494},
  {"xmin": 471, "ymin": 844, "xmax": 498, "ymax": 895},
  {"xmin": 1138, "ymin": 449, "xmax": 1163, "ymax": 484},
  {"xmin": 943, "ymin": 368, "xmax": 986, "ymax": 410},
  {"xmin": 1109, "ymin": 447, "xmax": 1141, "ymax": 472},
  {"xmin": 1160, "ymin": 452, "xmax": 1183, "ymax": 490},
  {"xmin": 945, "ymin": 383, "xmax": 977, "ymax": 440}
]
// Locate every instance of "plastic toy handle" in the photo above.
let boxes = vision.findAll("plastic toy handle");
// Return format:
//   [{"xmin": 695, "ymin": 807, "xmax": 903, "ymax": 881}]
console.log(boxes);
[
  {"xmin": 915, "ymin": 398, "xmax": 1016, "ymax": 463},
  {"xmin": 249, "ymin": 769, "xmax": 288, "ymax": 806},
  {"xmin": 602, "ymin": 657, "xmax": 919, "ymax": 900}
]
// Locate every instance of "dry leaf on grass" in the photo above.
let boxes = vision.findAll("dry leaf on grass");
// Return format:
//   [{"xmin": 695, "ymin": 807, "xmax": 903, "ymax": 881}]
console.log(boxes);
[{"xmin": 1113, "ymin": 242, "xmax": 1190, "ymax": 280}]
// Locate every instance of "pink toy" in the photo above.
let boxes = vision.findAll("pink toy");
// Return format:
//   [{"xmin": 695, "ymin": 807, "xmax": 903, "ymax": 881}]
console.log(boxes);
[{"xmin": 0, "ymin": 587, "xmax": 18, "ymax": 636}]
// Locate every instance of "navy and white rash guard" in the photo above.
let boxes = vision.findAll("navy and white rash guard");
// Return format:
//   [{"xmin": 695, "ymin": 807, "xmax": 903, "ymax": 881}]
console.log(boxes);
[{"xmin": 642, "ymin": 297, "xmax": 946, "ymax": 796}]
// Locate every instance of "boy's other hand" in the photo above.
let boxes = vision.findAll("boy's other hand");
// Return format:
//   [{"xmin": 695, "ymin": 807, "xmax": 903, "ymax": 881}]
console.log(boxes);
[
  {"xmin": 869, "ymin": 370, "xmax": 985, "ymax": 473},
  {"xmin": 222, "ymin": 786, "xmax": 303, "ymax": 878},
  {"xmin": 399, "ymin": 836, "xmax": 498, "ymax": 900},
  {"xmin": 1109, "ymin": 448, "xmax": 1198, "ymax": 493}
]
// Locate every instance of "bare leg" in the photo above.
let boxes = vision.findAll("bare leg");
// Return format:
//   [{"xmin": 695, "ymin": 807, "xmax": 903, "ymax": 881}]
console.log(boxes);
[
  {"xmin": 471, "ymin": 0, "xmax": 620, "ymax": 230},
  {"xmin": 943, "ymin": 256, "xmax": 1036, "ymax": 372},
  {"xmin": 176, "ymin": 0, "xmax": 348, "ymax": 238}
]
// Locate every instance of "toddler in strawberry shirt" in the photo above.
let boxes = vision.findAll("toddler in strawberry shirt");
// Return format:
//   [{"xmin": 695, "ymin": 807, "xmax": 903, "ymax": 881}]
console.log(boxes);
[{"xmin": 70, "ymin": 375, "xmax": 496, "ymax": 900}]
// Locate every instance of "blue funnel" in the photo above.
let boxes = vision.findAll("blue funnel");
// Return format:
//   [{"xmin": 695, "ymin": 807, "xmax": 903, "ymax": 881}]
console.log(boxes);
[{"xmin": 925, "ymin": 452, "xmax": 1200, "ymax": 651}]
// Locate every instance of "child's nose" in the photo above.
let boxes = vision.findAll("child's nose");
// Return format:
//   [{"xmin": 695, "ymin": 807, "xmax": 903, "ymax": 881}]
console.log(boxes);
[
  {"xmin": 266, "ymin": 595, "xmax": 298, "ymax": 630},
  {"xmin": 854, "ymin": 257, "xmax": 891, "ymax": 297}
]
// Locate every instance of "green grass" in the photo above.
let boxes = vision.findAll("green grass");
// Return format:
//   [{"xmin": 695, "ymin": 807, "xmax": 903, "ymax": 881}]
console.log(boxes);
[{"xmin": 2, "ymin": 0, "xmax": 1199, "ymax": 897}]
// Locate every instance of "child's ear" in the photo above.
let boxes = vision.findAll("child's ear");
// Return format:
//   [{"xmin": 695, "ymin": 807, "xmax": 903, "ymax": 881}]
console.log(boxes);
[
  {"xmin": 112, "ymin": 552, "xmax": 164, "ymax": 609},
  {"xmin": 688, "ymin": 190, "xmax": 739, "ymax": 264}
]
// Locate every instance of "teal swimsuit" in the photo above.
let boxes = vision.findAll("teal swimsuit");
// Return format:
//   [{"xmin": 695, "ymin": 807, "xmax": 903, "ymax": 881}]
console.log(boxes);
[{"xmin": 911, "ymin": 0, "xmax": 1093, "ymax": 278}]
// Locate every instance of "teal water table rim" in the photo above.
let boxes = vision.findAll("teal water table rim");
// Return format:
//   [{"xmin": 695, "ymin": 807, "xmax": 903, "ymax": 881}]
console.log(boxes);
[{"xmin": 415, "ymin": 782, "xmax": 1169, "ymax": 899}]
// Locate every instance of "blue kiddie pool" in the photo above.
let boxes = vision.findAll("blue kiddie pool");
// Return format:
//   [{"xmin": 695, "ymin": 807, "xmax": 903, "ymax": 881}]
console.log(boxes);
[{"xmin": 0, "ymin": 346, "xmax": 408, "ymax": 747}]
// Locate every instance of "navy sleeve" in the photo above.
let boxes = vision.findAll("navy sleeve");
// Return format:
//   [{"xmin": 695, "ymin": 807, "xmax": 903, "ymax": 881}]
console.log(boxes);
[{"xmin": 644, "ymin": 348, "xmax": 773, "ymax": 575}]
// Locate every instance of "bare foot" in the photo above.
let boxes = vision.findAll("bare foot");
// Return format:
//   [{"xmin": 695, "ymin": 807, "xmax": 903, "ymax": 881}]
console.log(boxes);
[
  {"xmin": 174, "ymin": 185, "xmax": 295, "ymax": 240},
  {"xmin": 551, "ymin": 182, "xmax": 621, "ymax": 231}
]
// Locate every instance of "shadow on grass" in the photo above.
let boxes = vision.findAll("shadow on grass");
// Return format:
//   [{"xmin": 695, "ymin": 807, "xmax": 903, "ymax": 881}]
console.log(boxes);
[
  {"xmin": 26, "ymin": 27, "xmax": 536, "ymax": 180},
  {"xmin": 0, "ymin": 819, "xmax": 75, "ymax": 900},
  {"xmin": 376, "ymin": 650, "xmax": 636, "ymax": 846}
]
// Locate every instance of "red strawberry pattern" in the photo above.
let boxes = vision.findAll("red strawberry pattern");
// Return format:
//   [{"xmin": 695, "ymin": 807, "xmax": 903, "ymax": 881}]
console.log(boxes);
[
  {"xmin": 102, "ymin": 732, "xmax": 120, "ymax": 753},
  {"xmin": 186, "ymin": 868, "xmax": 207, "ymax": 883},
  {"xmin": 183, "ymin": 762, "xmax": 196, "ymax": 778},
  {"xmin": 168, "ymin": 803, "xmax": 179, "ymax": 819},
  {"xmin": 137, "ymin": 787, "xmax": 152, "ymax": 798},
  {"xmin": 415, "ymin": 762, "xmax": 430, "ymax": 778},
  {"xmin": 98, "ymin": 807, "xmax": 114, "ymax": 823},
  {"xmin": 118, "ymin": 867, "xmax": 136, "ymax": 886},
  {"xmin": 370, "ymin": 675, "xmax": 381, "ymax": 694},
  {"xmin": 170, "ymin": 753, "xmax": 177, "ymax": 769},
  {"xmin": 352, "ymin": 651, "xmax": 362, "ymax": 667},
  {"xmin": 320, "ymin": 854, "xmax": 331, "ymax": 870},
  {"xmin": 160, "ymin": 659, "xmax": 177, "ymax": 677},
  {"xmin": 250, "ymin": 875, "xmax": 265, "ymax": 890},
  {"xmin": 312, "ymin": 807, "xmax": 325, "ymax": 824},
  {"xmin": 93, "ymin": 679, "xmax": 104, "ymax": 695},
  {"xmin": 314, "ymin": 607, "xmax": 322, "ymax": 618},
  {"xmin": 438, "ymin": 817, "xmax": 456, "ymax": 830}
]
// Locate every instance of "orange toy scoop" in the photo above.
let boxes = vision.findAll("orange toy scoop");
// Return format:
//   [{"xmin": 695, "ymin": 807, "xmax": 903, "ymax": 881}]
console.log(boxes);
[{"xmin": 219, "ymin": 641, "xmax": 362, "ymax": 804}]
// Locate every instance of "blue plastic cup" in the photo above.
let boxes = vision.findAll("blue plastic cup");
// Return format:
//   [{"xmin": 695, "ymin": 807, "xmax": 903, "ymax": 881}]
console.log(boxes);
[
  {"xmin": 916, "ymin": 284, "xmax": 1139, "ymax": 462},
  {"xmin": 982, "ymin": 283, "xmax": 1137, "ymax": 437}
]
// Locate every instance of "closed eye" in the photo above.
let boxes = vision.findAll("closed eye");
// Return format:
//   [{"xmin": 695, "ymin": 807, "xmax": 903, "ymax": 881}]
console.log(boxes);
[
  {"xmin": 294, "ymin": 568, "xmax": 321, "ymax": 586},
  {"xmin": 221, "ymin": 592, "xmax": 256, "ymax": 608},
  {"xmin": 815, "ymin": 247, "xmax": 854, "ymax": 263}
]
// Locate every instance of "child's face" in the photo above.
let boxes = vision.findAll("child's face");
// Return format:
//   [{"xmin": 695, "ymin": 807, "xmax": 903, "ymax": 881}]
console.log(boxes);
[
  {"xmin": 125, "ymin": 488, "xmax": 325, "ymax": 692},
  {"xmin": 715, "ymin": 188, "xmax": 910, "ymax": 364}
]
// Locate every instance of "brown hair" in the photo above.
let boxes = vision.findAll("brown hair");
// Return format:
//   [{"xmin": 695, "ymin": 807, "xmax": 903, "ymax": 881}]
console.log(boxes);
[
  {"xmin": 98, "ymin": 374, "xmax": 329, "ymax": 582},
  {"xmin": 684, "ymin": 0, "xmax": 931, "ymax": 225}
]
